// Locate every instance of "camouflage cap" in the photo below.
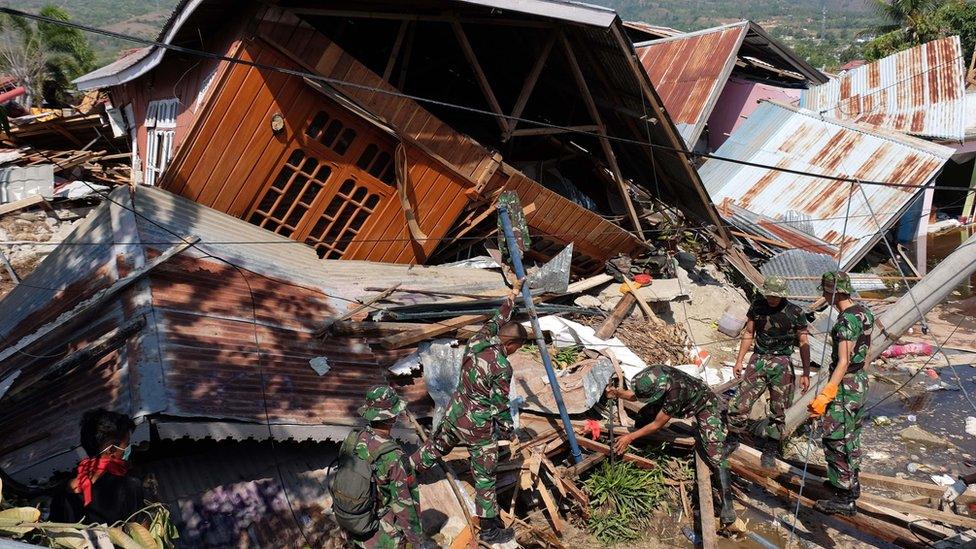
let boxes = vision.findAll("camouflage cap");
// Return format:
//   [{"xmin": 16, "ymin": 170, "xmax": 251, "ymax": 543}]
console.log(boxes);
[
  {"xmin": 358, "ymin": 385, "xmax": 407, "ymax": 422},
  {"xmin": 819, "ymin": 271, "xmax": 853, "ymax": 294},
  {"xmin": 631, "ymin": 365, "xmax": 671, "ymax": 403},
  {"xmin": 762, "ymin": 275, "xmax": 789, "ymax": 298}
]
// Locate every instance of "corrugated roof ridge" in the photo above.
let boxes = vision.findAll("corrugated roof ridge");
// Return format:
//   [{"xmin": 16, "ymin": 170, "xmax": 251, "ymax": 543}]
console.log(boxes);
[
  {"xmin": 632, "ymin": 20, "xmax": 748, "ymax": 47},
  {"xmin": 762, "ymin": 99, "xmax": 955, "ymax": 159}
]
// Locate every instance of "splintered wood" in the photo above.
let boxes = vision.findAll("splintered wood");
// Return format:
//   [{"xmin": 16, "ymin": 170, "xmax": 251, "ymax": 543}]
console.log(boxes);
[{"xmin": 575, "ymin": 315, "xmax": 690, "ymax": 365}]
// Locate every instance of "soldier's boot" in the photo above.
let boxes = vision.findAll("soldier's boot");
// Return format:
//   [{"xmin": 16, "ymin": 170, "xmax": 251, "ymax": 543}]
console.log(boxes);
[
  {"xmin": 717, "ymin": 467, "xmax": 737, "ymax": 526},
  {"xmin": 814, "ymin": 484, "xmax": 857, "ymax": 517},
  {"xmin": 479, "ymin": 516, "xmax": 515, "ymax": 545},
  {"xmin": 760, "ymin": 438, "xmax": 778, "ymax": 470}
]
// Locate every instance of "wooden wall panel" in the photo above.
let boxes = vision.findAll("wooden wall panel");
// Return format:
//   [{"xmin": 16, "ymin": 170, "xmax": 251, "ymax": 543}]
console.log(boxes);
[{"xmin": 252, "ymin": 5, "xmax": 644, "ymax": 266}]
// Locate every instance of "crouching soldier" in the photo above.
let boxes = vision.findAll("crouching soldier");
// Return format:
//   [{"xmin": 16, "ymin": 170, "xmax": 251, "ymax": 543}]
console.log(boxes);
[
  {"xmin": 606, "ymin": 365, "xmax": 736, "ymax": 527},
  {"xmin": 809, "ymin": 271, "xmax": 874, "ymax": 516},
  {"xmin": 411, "ymin": 280, "xmax": 527, "ymax": 545},
  {"xmin": 728, "ymin": 275, "xmax": 811, "ymax": 468},
  {"xmin": 332, "ymin": 386, "xmax": 423, "ymax": 548}
]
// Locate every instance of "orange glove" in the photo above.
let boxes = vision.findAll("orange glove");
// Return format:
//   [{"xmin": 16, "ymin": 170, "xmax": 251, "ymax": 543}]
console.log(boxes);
[{"xmin": 808, "ymin": 383, "xmax": 839, "ymax": 417}]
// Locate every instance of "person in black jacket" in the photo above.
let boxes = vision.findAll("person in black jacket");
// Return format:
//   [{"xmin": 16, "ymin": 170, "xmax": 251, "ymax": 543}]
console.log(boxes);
[{"xmin": 49, "ymin": 409, "xmax": 144, "ymax": 524}]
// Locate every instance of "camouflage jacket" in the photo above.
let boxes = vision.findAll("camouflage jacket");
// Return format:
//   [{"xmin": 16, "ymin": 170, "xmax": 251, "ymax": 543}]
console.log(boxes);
[
  {"xmin": 633, "ymin": 365, "xmax": 719, "ymax": 419},
  {"xmin": 353, "ymin": 428, "xmax": 423, "ymax": 545},
  {"xmin": 747, "ymin": 298, "xmax": 807, "ymax": 356},
  {"xmin": 830, "ymin": 303, "xmax": 875, "ymax": 373},
  {"xmin": 443, "ymin": 296, "xmax": 516, "ymax": 436}
]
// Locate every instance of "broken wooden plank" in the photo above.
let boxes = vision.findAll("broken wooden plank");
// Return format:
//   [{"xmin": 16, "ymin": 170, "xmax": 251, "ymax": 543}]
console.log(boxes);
[
  {"xmin": 0, "ymin": 237, "xmax": 199, "ymax": 365},
  {"xmin": 537, "ymin": 477, "xmax": 564, "ymax": 535},
  {"xmin": 501, "ymin": 510, "xmax": 565, "ymax": 549},
  {"xmin": 564, "ymin": 451, "xmax": 606, "ymax": 480},
  {"xmin": 0, "ymin": 194, "xmax": 45, "ymax": 216},
  {"xmin": 595, "ymin": 292, "xmax": 635, "ymax": 339},
  {"xmin": 731, "ymin": 458, "xmax": 924, "ymax": 548},
  {"xmin": 695, "ymin": 454, "xmax": 718, "ymax": 549},
  {"xmin": 316, "ymin": 284, "xmax": 400, "ymax": 336},
  {"xmin": 565, "ymin": 273, "xmax": 613, "ymax": 294},
  {"xmin": 622, "ymin": 277, "xmax": 658, "ymax": 323},
  {"xmin": 4, "ymin": 316, "xmax": 147, "ymax": 402},
  {"xmin": 331, "ymin": 321, "xmax": 429, "ymax": 337},
  {"xmin": 379, "ymin": 314, "xmax": 488, "ymax": 349},
  {"xmin": 574, "ymin": 436, "xmax": 657, "ymax": 470},
  {"xmin": 788, "ymin": 461, "xmax": 974, "ymax": 504}
]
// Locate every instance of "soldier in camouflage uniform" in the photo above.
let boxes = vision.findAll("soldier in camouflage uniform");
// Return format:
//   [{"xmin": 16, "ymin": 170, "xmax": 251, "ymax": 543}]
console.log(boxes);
[
  {"xmin": 410, "ymin": 280, "xmax": 527, "ymax": 545},
  {"xmin": 808, "ymin": 271, "xmax": 874, "ymax": 516},
  {"xmin": 728, "ymin": 276, "xmax": 811, "ymax": 468},
  {"xmin": 606, "ymin": 365, "xmax": 737, "ymax": 526},
  {"xmin": 352, "ymin": 386, "xmax": 424, "ymax": 548}
]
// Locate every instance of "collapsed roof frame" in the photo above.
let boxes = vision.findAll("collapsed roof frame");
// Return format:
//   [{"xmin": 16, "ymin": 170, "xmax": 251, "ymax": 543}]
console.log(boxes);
[{"xmin": 73, "ymin": 0, "xmax": 730, "ymax": 244}]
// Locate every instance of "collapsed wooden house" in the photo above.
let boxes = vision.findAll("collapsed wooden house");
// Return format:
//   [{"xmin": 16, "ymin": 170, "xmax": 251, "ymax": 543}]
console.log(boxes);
[{"xmin": 73, "ymin": 0, "xmax": 730, "ymax": 272}]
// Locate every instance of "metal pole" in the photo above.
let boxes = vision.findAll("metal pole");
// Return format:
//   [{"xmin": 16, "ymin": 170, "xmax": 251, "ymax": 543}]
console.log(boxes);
[
  {"xmin": 498, "ymin": 204, "xmax": 583, "ymax": 464},
  {"xmin": 783, "ymin": 232, "xmax": 976, "ymax": 436}
]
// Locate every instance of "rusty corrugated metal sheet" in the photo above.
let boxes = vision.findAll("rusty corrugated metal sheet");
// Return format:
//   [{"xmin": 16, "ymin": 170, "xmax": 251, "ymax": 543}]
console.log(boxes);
[
  {"xmin": 0, "ymin": 186, "xmax": 500, "ymax": 481},
  {"xmin": 701, "ymin": 100, "xmax": 954, "ymax": 269},
  {"xmin": 801, "ymin": 36, "xmax": 966, "ymax": 140},
  {"xmin": 636, "ymin": 23, "xmax": 748, "ymax": 148}
]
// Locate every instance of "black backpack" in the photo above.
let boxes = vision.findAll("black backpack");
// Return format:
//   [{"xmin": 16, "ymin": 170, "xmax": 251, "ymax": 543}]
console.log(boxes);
[{"xmin": 330, "ymin": 430, "xmax": 398, "ymax": 538}]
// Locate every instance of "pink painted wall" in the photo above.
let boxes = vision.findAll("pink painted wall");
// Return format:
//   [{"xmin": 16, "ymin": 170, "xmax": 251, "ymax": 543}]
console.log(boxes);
[{"xmin": 706, "ymin": 77, "xmax": 802, "ymax": 151}]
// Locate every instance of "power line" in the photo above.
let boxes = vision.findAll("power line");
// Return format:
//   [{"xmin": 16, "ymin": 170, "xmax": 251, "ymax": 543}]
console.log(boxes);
[{"xmin": 2, "ymin": 6, "xmax": 975, "ymax": 194}]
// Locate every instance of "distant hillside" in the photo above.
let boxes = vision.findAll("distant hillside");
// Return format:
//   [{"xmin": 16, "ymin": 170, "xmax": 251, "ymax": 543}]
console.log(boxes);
[
  {"xmin": 591, "ymin": 0, "xmax": 881, "ymax": 68},
  {"xmin": 18, "ymin": 0, "xmax": 876, "ymax": 70},
  {"xmin": 16, "ymin": 0, "xmax": 179, "ymax": 65}
]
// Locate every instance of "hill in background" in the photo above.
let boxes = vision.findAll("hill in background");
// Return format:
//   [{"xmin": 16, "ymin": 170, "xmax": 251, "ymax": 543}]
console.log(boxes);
[
  {"xmin": 16, "ymin": 0, "xmax": 178, "ymax": 65},
  {"xmin": 23, "ymin": 0, "xmax": 878, "ymax": 70}
]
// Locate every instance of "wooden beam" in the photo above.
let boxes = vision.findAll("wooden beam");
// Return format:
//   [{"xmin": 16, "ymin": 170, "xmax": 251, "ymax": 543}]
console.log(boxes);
[
  {"xmin": 451, "ymin": 19, "xmax": 509, "ymax": 135},
  {"xmin": 397, "ymin": 23, "xmax": 415, "ymax": 89},
  {"xmin": 316, "ymin": 284, "xmax": 400, "ymax": 336},
  {"xmin": 0, "ymin": 195, "xmax": 45, "ymax": 216},
  {"xmin": 286, "ymin": 8, "xmax": 554, "ymax": 27},
  {"xmin": 574, "ymin": 436, "xmax": 657, "ymax": 470},
  {"xmin": 595, "ymin": 292, "xmax": 635, "ymax": 339},
  {"xmin": 0, "ymin": 237, "xmax": 199, "ymax": 365},
  {"xmin": 731, "ymin": 458, "xmax": 924, "ymax": 548},
  {"xmin": 382, "ymin": 21, "xmax": 410, "ymax": 83},
  {"xmin": 379, "ymin": 314, "xmax": 488, "ymax": 349},
  {"xmin": 3, "ymin": 316, "xmax": 147, "ymax": 403},
  {"xmin": 558, "ymin": 32, "xmax": 645, "ymax": 242},
  {"xmin": 786, "ymin": 461, "xmax": 971, "ymax": 504},
  {"xmin": 504, "ymin": 31, "xmax": 557, "ymax": 141},
  {"xmin": 331, "ymin": 321, "xmax": 430, "ymax": 337},
  {"xmin": 509, "ymin": 124, "xmax": 599, "ymax": 137},
  {"xmin": 695, "ymin": 455, "xmax": 719, "ymax": 549},
  {"xmin": 608, "ymin": 25, "xmax": 731, "ymax": 245}
]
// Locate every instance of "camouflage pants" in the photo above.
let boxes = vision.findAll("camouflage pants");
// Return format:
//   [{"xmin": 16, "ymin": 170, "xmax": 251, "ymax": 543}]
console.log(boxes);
[
  {"xmin": 822, "ymin": 370, "xmax": 868, "ymax": 492},
  {"xmin": 411, "ymin": 421, "xmax": 500, "ymax": 519},
  {"xmin": 636, "ymin": 399, "xmax": 729, "ymax": 470},
  {"xmin": 727, "ymin": 354, "xmax": 795, "ymax": 441},
  {"xmin": 356, "ymin": 515, "xmax": 406, "ymax": 549}
]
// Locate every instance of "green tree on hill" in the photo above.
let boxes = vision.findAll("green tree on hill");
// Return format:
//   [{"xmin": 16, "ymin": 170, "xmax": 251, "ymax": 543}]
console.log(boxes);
[
  {"xmin": 0, "ymin": 5, "xmax": 95, "ymax": 107},
  {"xmin": 866, "ymin": 0, "xmax": 976, "ymax": 61}
]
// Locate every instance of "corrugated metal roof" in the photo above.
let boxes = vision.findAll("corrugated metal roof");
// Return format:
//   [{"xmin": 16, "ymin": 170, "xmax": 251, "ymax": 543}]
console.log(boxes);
[
  {"xmin": 636, "ymin": 23, "xmax": 748, "ymax": 148},
  {"xmin": 801, "ymin": 36, "xmax": 966, "ymax": 141},
  {"xmin": 0, "ymin": 185, "xmax": 507, "ymax": 481},
  {"xmin": 0, "ymin": 165, "xmax": 53, "ymax": 204},
  {"xmin": 759, "ymin": 249, "xmax": 838, "ymax": 302},
  {"xmin": 148, "ymin": 440, "xmax": 338, "ymax": 548},
  {"xmin": 701, "ymin": 100, "xmax": 954, "ymax": 269}
]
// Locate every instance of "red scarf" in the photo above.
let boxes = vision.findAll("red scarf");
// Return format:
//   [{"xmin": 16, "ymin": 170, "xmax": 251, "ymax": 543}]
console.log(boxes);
[{"xmin": 74, "ymin": 456, "xmax": 128, "ymax": 506}]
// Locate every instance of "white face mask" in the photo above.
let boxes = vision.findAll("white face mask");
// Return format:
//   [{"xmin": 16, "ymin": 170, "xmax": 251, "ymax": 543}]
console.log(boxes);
[{"xmin": 102, "ymin": 444, "xmax": 132, "ymax": 461}]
